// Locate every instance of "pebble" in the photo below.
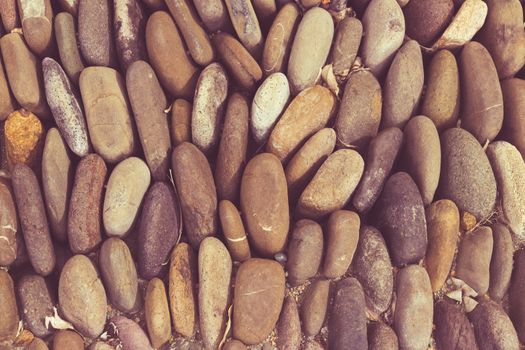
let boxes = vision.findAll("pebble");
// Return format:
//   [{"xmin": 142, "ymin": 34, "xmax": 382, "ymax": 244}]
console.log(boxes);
[
  {"xmin": 276, "ymin": 296, "xmax": 301, "ymax": 350},
  {"xmin": 17, "ymin": 274, "xmax": 54, "ymax": 337},
  {"xmin": 113, "ymin": 0, "xmax": 148, "ymax": 69},
  {"xmin": 489, "ymin": 223, "xmax": 514, "ymax": 301},
  {"xmin": 145, "ymin": 11, "xmax": 198, "ymax": 99},
  {"xmin": 335, "ymin": 69, "xmax": 381, "ymax": 151},
  {"xmin": 137, "ymin": 182, "xmax": 179, "ymax": 279},
  {"xmin": 18, "ymin": 0, "xmax": 54, "ymax": 56},
  {"xmin": 404, "ymin": 115, "xmax": 441, "ymax": 206},
  {"xmin": 240, "ymin": 153, "xmax": 289, "ymax": 256},
  {"xmin": 59, "ymin": 254, "xmax": 107, "ymax": 338},
  {"xmin": 251, "ymin": 72, "xmax": 290, "ymax": 144},
  {"xmin": 53, "ymin": 330, "xmax": 84, "ymax": 350},
  {"xmin": 352, "ymin": 127, "xmax": 403, "ymax": 213},
  {"xmin": 487, "ymin": 141, "xmax": 525, "ymax": 241},
  {"xmin": 0, "ymin": 51, "xmax": 17, "ymax": 121},
  {"xmin": 216, "ymin": 93, "xmax": 249, "ymax": 203},
  {"xmin": 0, "ymin": 0, "xmax": 19, "ymax": 32},
  {"xmin": 434, "ymin": 299, "xmax": 478, "ymax": 350},
  {"xmin": 361, "ymin": 0, "xmax": 405, "ymax": 77},
  {"xmin": 192, "ymin": 0, "xmax": 230, "ymax": 32},
  {"xmin": 323, "ymin": 210, "xmax": 360, "ymax": 279},
  {"xmin": 287, "ymin": 7, "xmax": 333, "ymax": 94},
  {"xmin": 223, "ymin": 339, "xmax": 247, "ymax": 350},
  {"xmin": 267, "ymin": 85, "xmax": 337, "ymax": 163},
  {"xmin": 103, "ymin": 157, "xmax": 151, "ymax": 237},
  {"xmin": 109, "ymin": 316, "xmax": 153, "ymax": 350},
  {"xmin": 332, "ymin": 17, "xmax": 362, "ymax": 77},
  {"xmin": 424, "ymin": 199, "xmax": 459, "ymax": 292},
  {"xmin": 394, "ymin": 265, "xmax": 433, "ymax": 350},
  {"xmin": 224, "ymin": 0, "xmax": 263, "ymax": 57},
  {"xmin": 301, "ymin": 279, "xmax": 330, "ymax": 336},
  {"xmin": 0, "ymin": 179, "xmax": 17, "ymax": 267},
  {"xmin": 219, "ymin": 200, "xmax": 251, "ymax": 262},
  {"xmin": 145, "ymin": 278, "xmax": 171, "ymax": 349},
  {"xmin": 191, "ymin": 63, "xmax": 228, "ymax": 154},
  {"xmin": 0, "ymin": 270, "xmax": 19, "ymax": 342},
  {"xmin": 455, "ymin": 226, "xmax": 493, "ymax": 295},
  {"xmin": 233, "ymin": 258, "xmax": 285, "ymax": 345},
  {"xmin": 329, "ymin": 277, "xmax": 368, "ymax": 350},
  {"xmin": 198, "ymin": 237, "xmax": 232, "ymax": 350},
  {"xmin": 170, "ymin": 99, "xmax": 192, "ymax": 146},
  {"xmin": 171, "ymin": 142, "xmax": 218, "ymax": 248},
  {"xmin": 404, "ymin": 0, "xmax": 454, "ymax": 46},
  {"xmin": 78, "ymin": 0, "xmax": 117, "ymax": 67},
  {"xmin": 367, "ymin": 322, "xmax": 399, "ymax": 350},
  {"xmin": 12, "ymin": 163, "xmax": 56, "ymax": 275},
  {"xmin": 351, "ymin": 226, "xmax": 394, "ymax": 316},
  {"xmin": 501, "ymin": 78, "xmax": 525, "ymax": 159},
  {"xmin": 169, "ymin": 243, "xmax": 197, "ymax": 338},
  {"xmin": 54, "ymin": 12, "xmax": 85, "ymax": 84},
  {"xmin": 126, "ymin": 60, "xmax": 171, "ymax": 180},
  {"xmin": 67, "ymin": 154, "xmax": 106, "ymax": 254},
  {"xmin": 381, "ymin": 40, "xmax": 424, "ymax": 129},
  {"xmin": 42, "ymin": 57, "xmax": 89, "ymax": 157},
  {"xmin": 440, "ymin": 127, "xmax": 497, "ymax": 220},
  {"xmin": 375, "ymin": 172, "xmax": 427, "ymax": 266},
  {"xmin": 99, "ymin": 237, "xmax": 140, "ymax": 313},
  {"xmin": 286, "ymin": 219, "xmax": 323, "ymax": 286},
  {"xmin": 297, "ymin": 149, "xmax": 364, "ymax": 219},
  {"xmin": 469, "ymin": 299, "xmax": 520, "ymax": 350}
]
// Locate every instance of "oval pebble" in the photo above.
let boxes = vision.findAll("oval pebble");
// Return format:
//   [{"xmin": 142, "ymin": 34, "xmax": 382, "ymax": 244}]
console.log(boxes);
[
  {"xmin": 170, "ymin": 99, "xmax": 191, "ymax": 146},
  {"xmin": 434, "ymin": 299, "xmax": 478, "ymax": 350},
  {"xmin": 110, "ymin": 316, "xmax": 153, "ymax": 350},
  {"xmin": 404, "ymin": 0, "xmax": 454, "ymax": 47},
  {"xmin": 219, "ymin": 200, "xmax": 251, "ymax": 262},
  {"xmin": 276, "ymin": 296, "xmax": 301, "ymax": 350},
  {"xmin": 53, "ymin": 330, "xmax": 84, "ymax": 350},
  {"xmin": 18, "ymin": 0, "xmax": 54, "ymax": 57},
  {"xmin": 368, "ymin": 322, "xmax": 399, "ymax": 350},
  {"xmin": 113, "ymin": 0, "xmax": 147, "ymax": 69},
  {"xmin": 54, "ymin": 12, "xmax": 85, "ymax": 85},
  {"xmin": 0, "ymin": 270, "xmax": 19, "ymax": 342},
  {"xmin": 489, "ymin": 223, "xmax": 514, "ymax": 301},
  {"xmin": 0, "ymin": 179, "xmax": 17, "ymax": 267},
  {"xmin": 332, "ymin": 17, "xmax": 362, "ymax": 78},
  {"xmin": 301, "ymin": 279, "xmax": 329, "ymax": 336},
  {"xmin": 286, "ymin": 219, "xmax": 323, "ymax": 286},
  {"xmin": 224, "ymin": 0, "xmax": 263, "ymax": 58},
  {"xmin": 0, "ymin": 48, "xmax": 17, "ymax": 121},
  {"xmin": 145, "ymin": 278, "xmax": 171, "ymax": 349},
  {"xmin": 192, "ymin": 0, "xmax": 230, "ymax": 32},
  {"xmin": 501, "ymin": 78, "xmax": 525, "ymax": 159},
  {"xmin": 17, "ymin": 274, "xmax": 54, "ymax": 337}
]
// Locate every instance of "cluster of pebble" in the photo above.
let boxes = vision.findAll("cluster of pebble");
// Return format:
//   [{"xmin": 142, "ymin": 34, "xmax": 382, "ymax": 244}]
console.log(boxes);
[{"xmin": 1, "ymin": 0, "xmax": 525, "ymax": 349}]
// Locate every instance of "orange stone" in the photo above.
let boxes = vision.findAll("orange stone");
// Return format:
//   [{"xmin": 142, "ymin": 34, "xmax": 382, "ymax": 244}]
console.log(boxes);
[{"xmin": 4, "ymin": 109, "xmax": 44, "ymax": 172}]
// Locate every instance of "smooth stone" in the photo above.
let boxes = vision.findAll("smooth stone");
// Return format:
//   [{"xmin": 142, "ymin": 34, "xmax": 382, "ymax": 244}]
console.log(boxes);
[
  {"xmin": 99, "ymin": 238, "xmax": 140, "ymax": 313},
  {"xmin": 323, "ymin": 210, "xmax": 360, "ymax": 279},
  {"xmin": 351, "ymin": 226, "xmax": 394, "ymax": 316},
  {"xmin": 509, "ymin": 248, "xmax": 525, "ymax": 342},
  {"xmin": 103, "ymin": 157, "xmax": 150, "ymax": 237},
  {"xmin": 394, "ymin": 265, "xmax": 433, "ymax": 350},
  {"xmin": 17, "ymin": 275, "xmax": 54, "ymax": 337},
  {"xmin": 0, "ymin": 179, "xmax": 17, "ymax": 267},
  {"xmin": 137, "ymin": 182, "xmax": 179, "ymax": 279},
  {"xmin": 191, "ymin": 63, "xmax": 228, "ymax": 154},
  {"xmin": 216, "ymin": 93, "xmax": 249, "ymax": 203},
  {"xmin": 18, "ymin": 0, "xmax": 54, "ymax": 56},
  {"xmin": 352, "ymin": 127, "xmax": 403, "ymax": 213},
  {"xmin": 28, "ymin": 338, "xmax": 50, "ymax": 350},
  {"xmin": 455, "ymin": 226, "xmax": 493, "ymax": 295},
  {"xmin": 404, "ymin": 0, "xmax": 454, "ymax": 46},
  {"xmin": 79, "ymin": 67, "xmax": 135, "ymax": 163},
  {"xmin": 0, "ymin": 271, "xmax": 19, "ymax": 342},
  {"xmin": 0, "ymin": 47, "xmax": 17, "ymax": 121},
  {"xmin": 460, "ymin": 41, "xmax": 504, "ymax": 144},
  {"xmin": 145, "ymin": 10, "xmax": 198, "ymax": 99},
  {"xmin": 439, "ymin": 127, "xmax": 497, "ymax": 220},
  {"xmin": 67, "ymin": 154, "xmax": 106, "ymax": 254},
  {"xmin": 199, "ymin": 237, "xmax": 232, "ymax": 350},
  {"xmin": 489, "ymin": 223, "xmax": 514, "ymax": 301},
  {"xmin": 381, "ymin": 40, "xmax": 424, "ymax": 129},
  {"xmin": 42, "ymin": 128, "xmax": 72, "ymax": 242},
  {"xmin": 286, "ymin": 219, "xmax": 323, "ymax": 286},
  {"xmin": 487, "ymin": 141, "xmax": 525, "ymax": 241},
  {"xmin": 301, "ymin": 279, "xmax": 330, "ymax": 336},
  {"xmin": 170, "ymin": 99, "xmax": 191, "ymax": 146},
  {"xmin": 251, "ymin": 72, "xmax": 290, "ymax": 144},
  {"xmin": 420, "ymin": 49, "xmax": 460, "ymax": 131},
  {"xmin": 297, "ymin": 149, "xmax": 364, "ymax": 219},
  {"xmin": 171, "ymin": 142, "xmax": 218, "ymax": 248},
  {"xmin": 224, "ymin": 0, "xmax": 263, "ymax": 58},
  {"xmin": 261, "ymin": 3, "xmax": 300, "ymax": 76},
  {"xmin": 169, "ymin": 243, "xmax": 197, "ymax": 338},
  {"xmin": 404, "ymin": 115, "xmax": 441, "ymax": 206},
  {"xmin": 240, "ymin": 153, "xmax": 289, "ymax": 256},
  {"xmin": 287, "ymin": 7, "xmax": 334, "ymax": 94},
  {"xmin": 0, "ymin": 0, "xmax": 19, "ymax": 32},
  {"xmin": 42, "ymin": 58, "xmax": 89, "ymax": 157},
  {"xmin": 54, "ymin": 12, "xmax": 85, "ymax": 85},
  {"xmin": 53, "ymin": 330, "xmax": 84, "ymax": 350},
  {"xmin": 424, "ymin": 199, "xmax": 459, "ymax": 292},
  {"xmin": 335, "ymin": 69, "xmax": 381, "ymax": 151},
  {"xmin": 219, "ymin": 200, "xmax": 251, "ymax": 262},
  {"xmin": 59, "ymin": 255, "xmax": 107, "ymax": 338},
  {"xmin": 145, "ymin": 278, "xmax": 171, "ymax": 349},
  {"xmin": 332, "ymin": 17, "xmax": 362, "ymax": 77},
  {"xmin": 223, "ymin": 340, "xmax": 247, "ymax": 350},
  {"xmin": 285, "ymin": 128, "xmax": 336, "ymax": 200},
  {"xmin": 329, "ymin": 277, "xmax": 368, "ymax": 350},
  {"xmin": 368, "ymin": 322, "xmax": 399, "ymax": 350},
  {"xmin": 113, "ymin": 0, "xmax": 148, "ymax": 69},
  {"xmin": 375, "ymin": 172, "xmax": 427, "ymax": 266},
  {"xmin": 78, "ymin": 0, "xmax": 117, "ymax": 66},
  {"xmin": 110, "ymin": 316, "xmax": 153, "ymax": 350},
  {"xmin": 434, "ymin": 299, "xmax": 478, "ymax": 350},
  {"xmin": 233, "ymin": 258, "xmax": 285, "ymax": 345},
  {"xmin": 192, "ymin": 0, "xmax": 230, "ymax": 32},
  {"xmin": 276, "ymin": 296, "xmax": 301, "ymax": 350},
  {"xmin": 126, "ymin": 60, "xmax": 171, "ymax": 180},
  {"xmin": 361, "ymin": 0, "xmax": 405, "ymax": 77},
  {"xmin": 501, "ymin": 78, "xmax": 525, "ymax": 159},
  {"xmin": 469, "ymin": 299, "xmax": 520, "ymax": 350},
  {"xmin": 267, "ymin": 85, "xmax": 337, "ymax": 163}
]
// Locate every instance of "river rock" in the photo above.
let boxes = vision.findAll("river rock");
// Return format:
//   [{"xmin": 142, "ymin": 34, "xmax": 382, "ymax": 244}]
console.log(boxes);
[
  {"xmin": 0, "ymin": 270, "xmax": 19, "ymax": 342},
  {"xmin": 145, "ymin": 278, "xmax": 171, "ymax": 349},
  {"xmin": 434, "ymin": 299, "xmax": 478, "ymax": 350},
  {"xmin": 276, "ymin": 296, "xmax": 301, "ymax": 350},
  {"xmin": 456, "ymin": 226, "xmax": 493, "ymax": 294},
  {"xmin": 17, "ymin": 274, "xmax": 54, "ymax": 337},
  {"xmin": 287, "ymin": 219, "xmax": 323, "ymax": 286},
  {"xmin": 368, "ymin": 322, "xmax": 399, "ymax": 350},
  {"xmin": 489, "ymin": 223, "xmax": 514, "ymax": 301},
  {"xmin": 301, "ymin": 279, "xmax": 330, "ymax": 336}
]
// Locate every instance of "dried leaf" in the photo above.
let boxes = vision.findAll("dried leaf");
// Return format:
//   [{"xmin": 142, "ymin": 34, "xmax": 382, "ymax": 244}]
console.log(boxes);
[
  {"xmin": 431, "ymin": 0, "xmax": 488, "ymax": 50},
  {"xmin": 321, "ymin": 64, "xmax": 340, "ymax": 96},
  {"xmin": 446, "ymin": 289, "xmax": 463, "ymax": 303},
  {"xmin": 45, "ymin": 306, "xmax": 75, "ymax": 331},
  {"xmin": 14, "ymin": 329, "xmax": 34, "ymax": 347},
  {"xmin": 463, "ymin": 296, "xmax": 479, "ymax": 313}
]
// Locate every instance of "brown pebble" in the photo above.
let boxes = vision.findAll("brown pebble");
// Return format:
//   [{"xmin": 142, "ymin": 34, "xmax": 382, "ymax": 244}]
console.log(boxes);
[
  {"xmin": 434, "ymin": 298, "xmax": 478, "ymax": 350},
  {"xmin": 276, "ymin": 296, "xmax": 301, "ymax": 350},
  {"xmin": 170, "ymin": 99, "xmax": 191, "ymax": 146},
  {"xmin": 18, "ymin": 0, "xmax": 55, "ymax": 57},
  {"xmin": 17, "ymin": 274, "xmax": 54, "ymax": 338},
  {"xmin": 368, "ymin": 321, "xmax": 399, "ymax": 350},
  {"xmin": 0, "ymin": 270, "xmax": 19, "ymax": 342},
  {"xmin": 67, "ymin": 154, "xmax": 106, "ymax": 254},
  {"xmin": 287, "ymin": 219, "xmax": 323, "ymax": 286},
  {"xmin": 53, "ymin": 330, "xmax": 84, "ymax": 350},
  {"xmin": 0, "ymin": 178, "xmax": 17, "ymax": 267},
  {"xmin": 404, "ymin": 0, "xmax": 454, "ymax": 46},
  {"xmin": 4, "ymin": 109, "xmax": 44, "ymax": 171},
  {"xmin": 0, "ymin": 0, "xmax": 20, "ymax": 32},
  {"xmin": 489, "ymin": 223, "xmax": 514, "ymax": 301},
  {"xmin": 224, "ymin": 0, "xmax": 264, "ymax": 58},
  {"xmin": 223, "ymin": 339, "xmax": 247, "ymax": 350},
  {"xmin": 28, "ymin": 338, "xmax": 49, "ymax": 350},
  {"xmin": 0, "ymin": 55, "xmax": 17, "ymax": 121},
  {"xmin": 54, "ymin": 12, "xmax": 85, "ymax": 85},
  {"xmin": 219, "ymin": 200, "xmax": 251, "ymax": 262},
  {"xmin": 145, "ymin": 278, "xmax": 171, "ymax": 349},
  {"xmin": 301, "ymin": 279, "xmax": 330, "ymax": 336},
  {"xmin": 332, "ymin": 17, "xmax": 362, "ymax": 78}
]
